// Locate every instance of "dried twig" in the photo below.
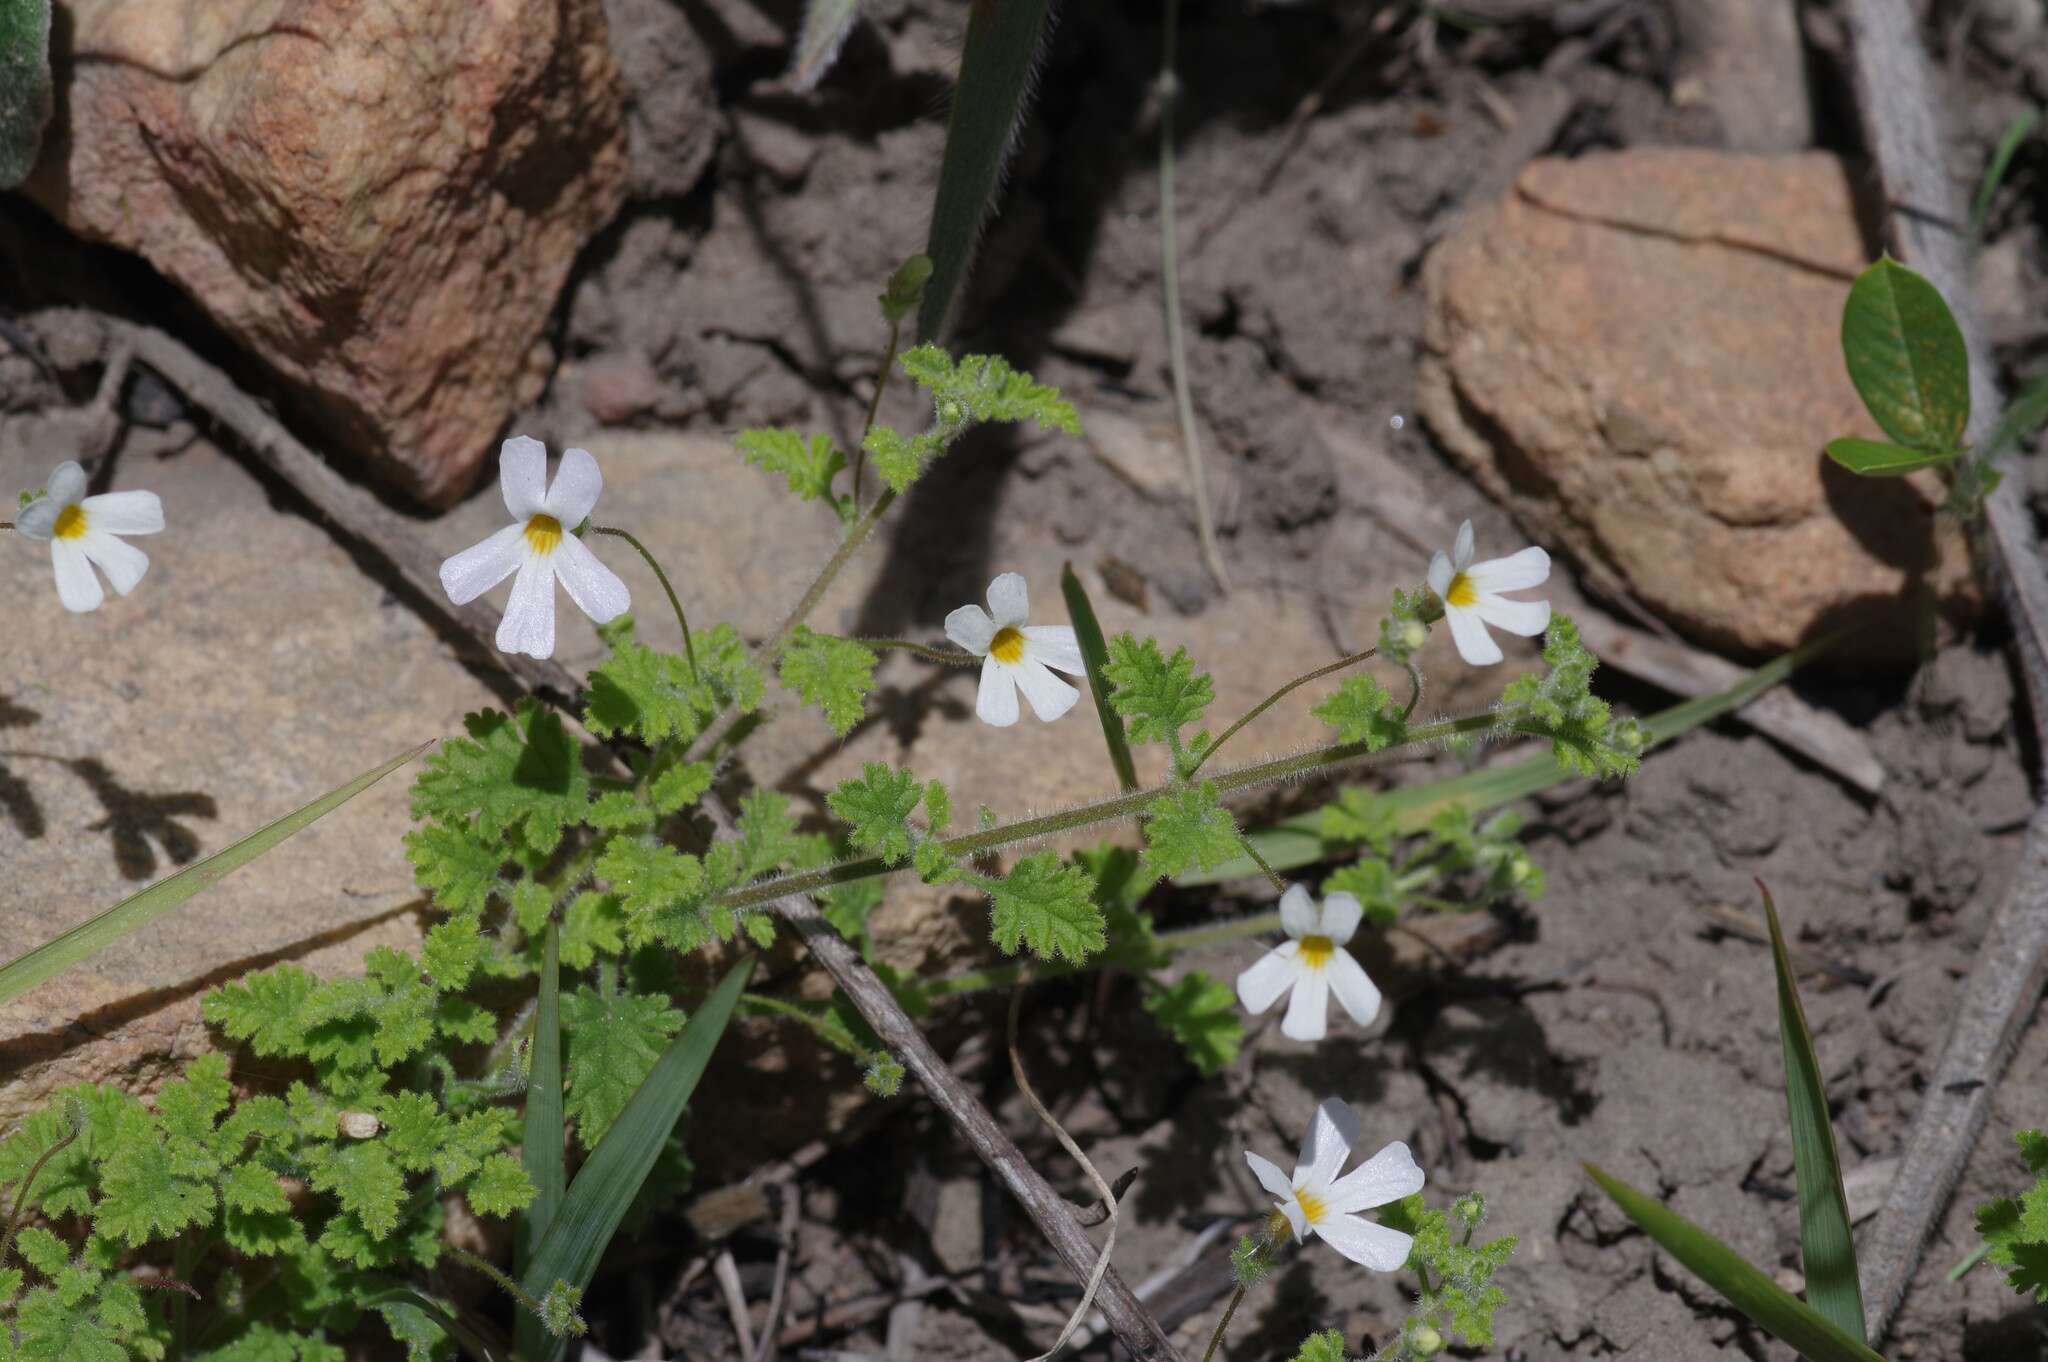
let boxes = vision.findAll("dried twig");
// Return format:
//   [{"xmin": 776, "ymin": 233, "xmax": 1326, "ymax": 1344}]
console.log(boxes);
[
  {"xmin": 1840, "ymin": 0, "xmax": 2048, "ymax": 1335},
  {"xmin": 753, "ymin": 1188, "xmax": 801, "ymax": 1362},
  {"xmin": 98, "ymin": 313, "xmax": 1182, "ymax": 1361},
  {"xmin": 714, "ymin": 1248, "xmax": 758, "ymax": 1359}
]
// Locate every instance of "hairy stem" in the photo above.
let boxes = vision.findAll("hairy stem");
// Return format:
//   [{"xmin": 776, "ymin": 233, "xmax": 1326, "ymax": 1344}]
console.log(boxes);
[
  {"xmin": 851, "ymin": 315, "xmax": 904, "ymax": 510},
  {"xmin": 718, "ymin": 710, "xmax": 1516, "ymax": 910},
  {"xmin": 1160, "ymin": 0, "xmax": 1229, "ymax": 591},
  {"xmin": 1189, "ymin": 646, "xmax": 1378, "ymax": 777},
  {"xmin": 755, "ymin": 490, "xmax": 898, "ymax": 666},
  {"xmin": 1235, "ymin": 832, "xmax": 1287, "ymax": 894},
  {"xmin": 858, "ymin": 637, "xmax": 981, "ymax": 666},
  {"xmin": 1200, "ymin": 1283, "xmax": 1247, "ymax": 1362},
  {"xmin": 919, "ymin": 907, "xmax": 1286, "ymax": 1001},
  {"xmin": 593, "ymin": 525, "xmax": 697, "ymax": 679},
  {"xmin": 0, "ymin": 1123, "xmax": 79, "ymax": 1271},
  {"xmin": 447, "ymin": 1244, "xmax": 559, "ymax": 1326}
]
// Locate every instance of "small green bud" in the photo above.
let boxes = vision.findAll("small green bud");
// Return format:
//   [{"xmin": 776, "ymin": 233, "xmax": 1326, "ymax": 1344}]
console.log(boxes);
[
  {"xmin": 880, "ymin": 254, "xmax": 933, "ymax": 322},
  {"xmin": 864, "ymin": 1053, "xmax": 905, "ymax": 1097},
  {"xmin": 1452, "ymin": 1190, "xmax": 1486, "ymax": 1228},
  {"xmin": 1400, "ymin": 620, "xmax": 1428, "ymax": 652},
  {"xmin": 1411, "ymin": 1325, "xmax": 1444, "ymax": 1357}
]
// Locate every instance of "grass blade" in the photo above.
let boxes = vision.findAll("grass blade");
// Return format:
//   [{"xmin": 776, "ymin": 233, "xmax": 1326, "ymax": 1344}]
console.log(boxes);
[
  {"xmin": 0, "ymin": 740, "xmax": 430, "ymax": 1006},
  {"xmin": 1761, "ymin": 882, "xmax": 1868, "ymax": 1343},
  {"xmin": 513, "ymin": 918, "xmax": 566, "ymax": 1362},
  {"xmin": 1179, "ymin": 639, "xmax": 1819, "ymax": 886},
  {"xmin": 916, "ymin": 0, "xmax": 1053, "ymax": 341},
  {"xmin": 364, "ymin": 1287, "xmax": 502, "ymax": 1362},
  {"xmin": 1970, "ymin": 107, "xmax": 2040, "ymax": 244},
  {"xmin": 519, "ymin": 954, "xmax": 753, "ymax": 1362},
  {"xmin": 1061, "ymin": 562, "xmax": 1139, "ymax": 793},
  {"xmin": 1583, "ymin": 1162, "xmax": 1889, "ymax": 1362}
]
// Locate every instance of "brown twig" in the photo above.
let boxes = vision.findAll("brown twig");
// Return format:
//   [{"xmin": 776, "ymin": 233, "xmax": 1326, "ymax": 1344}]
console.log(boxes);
[
  {"xmin": 101, "ymin": 311, "xmax": 1181, "ymax": 1361},
  {"xmin": 753, "ymin": 1188, "xmax": 800, "ymax": 1362},
  {"xmin": 1840, "ymin": 0, "xmax": 2048, "ymax": 1336}
]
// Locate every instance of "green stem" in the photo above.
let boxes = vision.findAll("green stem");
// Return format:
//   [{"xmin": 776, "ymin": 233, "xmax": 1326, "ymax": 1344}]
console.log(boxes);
[
  {"xmin": 859, "ymin": 637, "xmax": 980, "ymax": 666},
  {"xmin": 755, "ymin": 491, "xmax": 898, "ymax": 667},
  {"xmin": 592, "ymin": 525, "xmax": 697, "ymax": 679},
  {"xmin": 920, "ymin": 908, "xmax": 1284, "ymax": 1001},
  {"xmin": 1200, "ymin": 1282, "xmax": 1247, "ymax": 1362},
  {"xmin": 1235, "ymin": 832, "xmax": 1286, "ymax": 894},
  {"xmin": 852, "ymin": 315, "xmax": 905, "ymax": 510},
  {"xmin": 0, "ymin": 1123, "xmax": 78, "ymax": 1272},
  {"xmin": 447, "ymin": 1244, "xmax": 555, "ymax": 1323},
  {"xmin": 1160, "ymin": 0, "xmax": 1229, "ymax": 592},
  {"xmin": 740, "ymin": 990, "xmax": 872, "ymax": 1061},
  {"xmin": 718, "ymin": 710, "xmax": 1517, "ymax": 912},
  {"xmin": 1189, "ymin": 646, "xmax": 1378, "ymax": 777}
]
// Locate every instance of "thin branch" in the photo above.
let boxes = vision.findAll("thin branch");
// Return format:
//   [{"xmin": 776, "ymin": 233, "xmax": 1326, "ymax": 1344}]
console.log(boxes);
[
  {"xmin": 592, "ymin": 525, "xmax": 698, "ymax": 678},
  {"xmin": 1188, "ymin": 646, "xmax": 1377, "ymax": 777},
  {"xmin": 1840, "ymin": 1, "xmax": 2048, "ymax": 1336}
]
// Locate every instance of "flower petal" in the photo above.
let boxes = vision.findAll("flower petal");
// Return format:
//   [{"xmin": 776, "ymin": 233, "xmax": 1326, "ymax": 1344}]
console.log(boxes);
[
  {"xmin": 1444, "ymin": 605, "xmax": 1503, "ymax": 667},
  {"xmin": 945, "ymin": 603, "xmax": 996, "ymax": 655},
  {"xmin": 1326, "ymin": 949, "xmax": 1383, "ymax": 1028},
  {"xmin": 49, "ymin": 539, "xmax": 102, "ymax": 612},
  {"xmin": 78, "ymin": 490, "xmax": 164, "ymax": 536},
  {"xmin": 1278, "ymin": 1197, "xmax": 1309, "ymax": 1242},
  {"xmin": 552, "ymin": 532, "xmax": 631, "ymax": 624},
  {"xmin": 46, "ymin": 461, "xmax": 87, "ymax": 506},
  {"xmin": 543, "ymin": 446, "xmax": 605, "ymax": 528},
  {"xmin": 1244, "ymin": 1150, "xmax": 1295, "ymax": 1201},
  {"xmin": 1464, "ymin": 545, "xmax": 1549, "ymax": 593},
  {"xmin": 1311, "ymin": 1212, "xmax": 1415, "ymax": 1272},
  {"xmin": 1278, "ymin": 884, "xmax": 1319, "ymax": 939},
  {"xmin": 1452, "ymin": 520, "xmax": 1474, "ymax": 569},
  {"xmin": 78, "ymin": 529, "xmax": 148, "ymax": 596},
  {"xmin": 1318, "ymin": 891, "xmax": 1364, "ymax": 944},
  {"xmin": 975, "ymin": 658, "xmax": 1020, "ymax": 727},
  {"xmin": 439, "ymin": 524, "xmax": 527, "ymax": 605},
  {"xmin": 1236, "ymin": 943, "xmax": 1302, "ymax": 1015},
  {"xmin": 985, "ymin": 571, "xmax": 1030, "ymax": 628},
  {"xmin": 1326, "ymin": 1140, "xmax": 1425, "ymax": 1216},
  {"xmin": 1279, "ymin": 965, "xmax": 1330, "ymax": 1042},
  {"xmin": 499, "ymin": 436, "xmax": 549, "ymax": 520},
  {"xmin": 1011, "ymin": 657, "xmax": 1079, "ymax": 722},
  {"xmin": 1021, "ymin": 624, "xmax": 1084, "ymax": 675},
  {"xmin": 15, "ymin": 495, "xmax": 59, "ymax": 541},
  {"xmin": 1473, "ymin": 593, "xmax": 1550, "ymax": 638},
  {"xmin": 497, "ymin": 557, "xmax": 558, "ymax": 658},
  {"xmin": 1425, "ymin": 550, "xmax": 1453, "ymax": 599},
  {"xmin": 1295, "ymin": 1098, "xmax": 1362, "ymax": 1186}
]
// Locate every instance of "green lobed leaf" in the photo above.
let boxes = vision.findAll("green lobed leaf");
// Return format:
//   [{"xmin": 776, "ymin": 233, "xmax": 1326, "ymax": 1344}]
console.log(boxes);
[
  {"xmin": 1288, "ymin": 1330, "xmax": 1348, "ymax": 1362},
  {"xmin": 985, "ymin": 852, "xmax": 1105, "ymax": 962},
  {"xmin": 1142, "ymin": 972, "xmax": 1243, "ymax": 1076},
  {"xmin": 1583, "ymin": 1162, "xmax": 1887, "ymax": 1362},
  {"xmin": 560, "ymin": 983, "xmax": 685, "ymax": 1149},
  {"xmin": 1101, "ymin": 633, "xmax": 1213, "ymax": 753},
  {"xmin": 1824, "ymin": 437, "xmax": 1955, "ymax": 477},
  {"xmin": 1060, "ymin": 563, "xmax": 1138, "ymax": 793},
  {"xmin": 0, "ymin": 743, "xmax": 425, "ymax": 1007},
  {"xmin": 827, "ymin": 763, "xmax": 928, "ymax": 866},
  {"xmin": 1761, "ymin": 884, "xmax": 1867, "ymax": 1344},
  {"xmin": 1311, "ymin": 673, "xmax": 1409, "ymax": 751},
  {"xmin": 411, "ymin": 705, "xmax": 587, "ymax": 858},
  {"xmin": 1840, "ymin": 256, "xmax": 1970, "ymax": 452},
  {"xmin": 1978, "ymin": 1129, "xmax": 2048, "ymax": 1301},
  {"xmin": 584, "ymin": 618, "xmax": 762, "ymax": 748},
  {"xmin": 1138, "ymin": 781, "xmax": 1241, "ymax": 882},
  {"xmin": 779, "ymin": 627, "xmax": 877, "ymax": 735},
  {"xmin": 518, "ymin": 957, "xmax": 751, "ymax": 1362},
  {"xmin": 736, "ymin": 429, "xmax": 846, "ymax": 507}
]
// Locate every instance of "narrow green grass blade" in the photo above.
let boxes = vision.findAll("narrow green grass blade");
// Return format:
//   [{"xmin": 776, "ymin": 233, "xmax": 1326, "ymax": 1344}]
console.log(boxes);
[
  {"xmin": 1179, "ymin": 640, "xmax": 1817, "ymax": 886},
  {"xmin": 916, "ymin": 0, "xmax": 1053, "ymax": 341},
  {"xmin": 1970, "ymin": 108, "xmax": 2040, "ymax": 244},
  {"xmin": 1061, "ymin": 562, "xmax": 1139, "ymax": 794},
  {"xmin": 513, "ymin": 918, "xmax": 566, "ymax": 1362},
  {"xmin": 1583, "ymin": 1162, "xmax": 1889, "ymax": 1362},
  {"xmin": 0, "ymin": 741, "xmax": 430, "ymax": 1006},
  {"xmin": 519, "ymin": 955, "xmax": 752, "ymax": 1362},
  {"xmin": 364, "ymin": 1287, "xmax": 502, "ymax": 1362},
  {"xmin": 1761, "ymin": 883, "xmax": 1868, "ymax": 1344}
]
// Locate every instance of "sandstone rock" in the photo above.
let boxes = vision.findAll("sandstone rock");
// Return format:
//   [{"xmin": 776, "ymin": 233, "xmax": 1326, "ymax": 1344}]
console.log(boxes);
[
  {"xmin": 1419, "ymin": 149, "xmax": 1978, "ymax": 662},
  {"xmin": 25, "ymin": 0, "xmax": 628, "ymax": 506},
  {"xmin": 0, "ymin": 439, "xmax": 500, "ymax": 1131}
]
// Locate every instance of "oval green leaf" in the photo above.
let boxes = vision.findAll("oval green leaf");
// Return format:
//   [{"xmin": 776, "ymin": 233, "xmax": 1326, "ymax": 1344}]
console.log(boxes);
[
  {"xmin": 1824, "ymin": 437, "xmax": 1955, "ymax": 477},
  {"xmin": 1840, "ymin": 257, "xmax": 1970, "ymax": 452}
]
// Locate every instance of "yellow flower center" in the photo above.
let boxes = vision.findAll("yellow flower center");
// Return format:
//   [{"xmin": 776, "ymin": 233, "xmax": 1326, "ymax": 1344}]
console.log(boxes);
[
  {"xmin": 524, "ymin": 514, "xmax": 563, "ymax": 555},
  {"xmin": 1297, "ymin": 934, "xmax": 1335, "ymax": 969},
  {"xmin": 52, "ymin": 504, "xmax": 87, "ymax": 540},
  {"xmin": 1445, "ymin": 571, "xmax": 1477, "ymax": 608},
  {"xmin": 1294, "ymin": 1185, "xmax": 1327, "ymax": 1226},
  {"xmin": 989, "ymin": 626, "xmax": 1025, "ymax": 664}
]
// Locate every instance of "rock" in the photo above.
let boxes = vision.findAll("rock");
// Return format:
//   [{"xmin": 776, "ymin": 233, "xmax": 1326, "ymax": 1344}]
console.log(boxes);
[
  {"xmin": 605, "ymin": 0, "xmax": 719, "ymax": 200},
  {"xmin": 1419, "ymin": 149, "xmax": 1979, "ymax": 662},
  {"xmin": 1672, "ymin": 0, "xmax": 1813, "ymax": 153},
  {"xmin": 24, "ymin": 0, "xmax": 628, "ymax": 506},
  {"xmin": 0, "ymin": 439, "xmax": 499, "ymax": 1131}
]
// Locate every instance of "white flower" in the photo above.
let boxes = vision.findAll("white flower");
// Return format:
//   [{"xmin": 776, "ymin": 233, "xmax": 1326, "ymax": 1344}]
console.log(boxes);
[
  {"xmin": 439, "ymin": 437, "xmax": 631, "ymax": 659},
  {"xmin": 944, "ymin": 572, "xmax": 1086, "ymax": 727},
  {"xmin": 1245, "ymin": 1097, "xmax": 1425, "ymax": 1271},
  {"xmin": 1425, "ymin": 519, "xmax": 1550, "ymax": 667},
  {"xmin": 1235, "ymin": 884, "xmax": 1383, "ymax": 1042},
  {"xmin": 15, "ymin": 461, "xmax": 164, "ymax": 613}
]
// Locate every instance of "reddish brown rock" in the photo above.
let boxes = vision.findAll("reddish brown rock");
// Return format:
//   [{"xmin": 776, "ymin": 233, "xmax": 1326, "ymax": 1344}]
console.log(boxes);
[
  {"xmin": 26, "ymin": 0, "xmax": 629, "ymax": 506},
  {"xmin": 1419, "ymin": 148, "xmax": 1978, "ymax": 662}
]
